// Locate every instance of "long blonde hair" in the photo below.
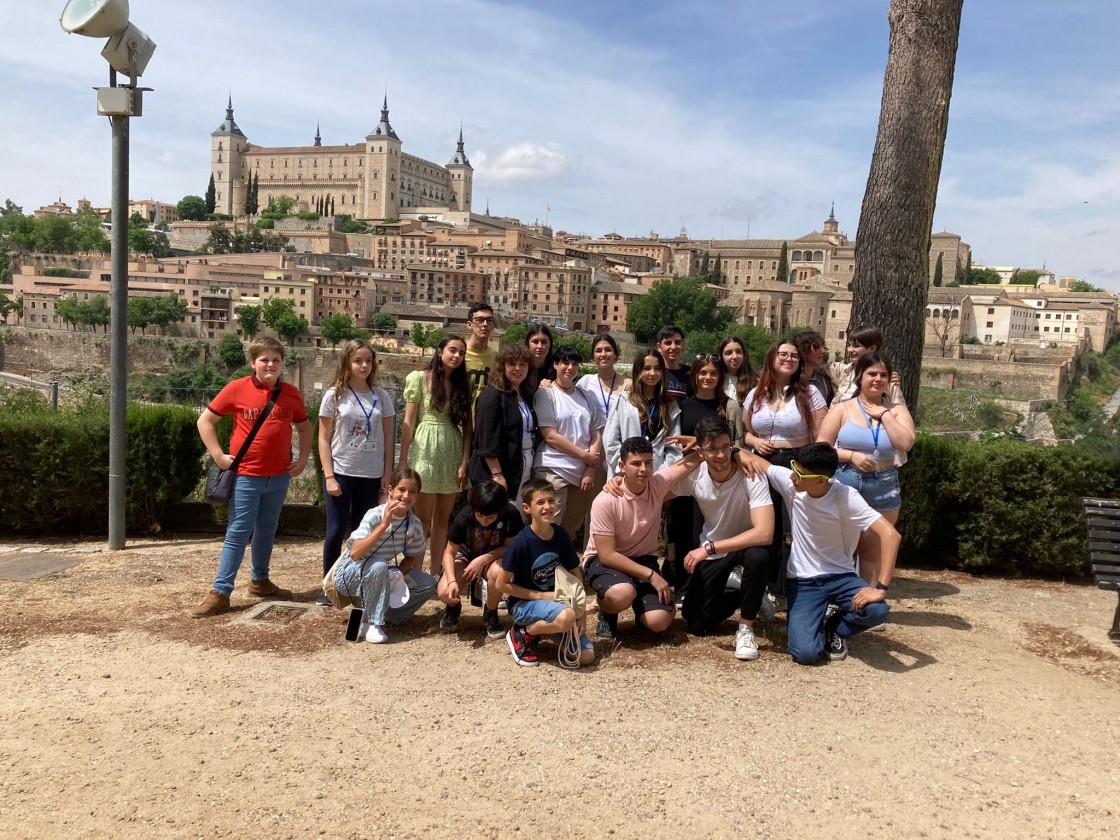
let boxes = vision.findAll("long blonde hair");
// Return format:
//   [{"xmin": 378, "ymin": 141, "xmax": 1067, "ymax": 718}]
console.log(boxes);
[{"xmin": 329, "ymin": 339, "xmax": 379, "ymax": 403}]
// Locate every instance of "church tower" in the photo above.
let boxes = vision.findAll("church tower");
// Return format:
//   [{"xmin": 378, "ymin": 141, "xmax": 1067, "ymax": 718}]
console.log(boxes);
[
  {"xmin": 362, "ymin": 95, "xmax": 402, "ymax": 220},
  {"xmin": 823, "ymin": 203, "xmax": 839, "ymax": 235},
  {"xmin": 211, "ymin": 96, "xmax": 247, "ymax": 216},
  {"xmin": 446, "ymin": 126, "xmax": 473, "ymax": 213}
]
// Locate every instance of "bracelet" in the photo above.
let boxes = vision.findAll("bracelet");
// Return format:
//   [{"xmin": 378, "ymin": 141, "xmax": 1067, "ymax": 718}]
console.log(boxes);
[
  {"xmin": 491, "ymin": 473, "xmax": 503, "ymax": 479},
  {"xmin": 324, "ymin": 475, "xmax": 335, "ymax": 480},
  {"xmin": 647, "ymin": 570, "xmax": 657, "ymax": 582}
]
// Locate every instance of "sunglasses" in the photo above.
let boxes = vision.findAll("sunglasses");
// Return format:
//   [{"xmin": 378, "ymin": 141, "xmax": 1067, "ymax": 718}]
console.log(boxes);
[
  {"xmin": 694, "ymin": 353, "xmax": 719, "ymax": 363},
  {"xmin": 791, "ymin": 464, "xmax": 827, "ymax": 482}
]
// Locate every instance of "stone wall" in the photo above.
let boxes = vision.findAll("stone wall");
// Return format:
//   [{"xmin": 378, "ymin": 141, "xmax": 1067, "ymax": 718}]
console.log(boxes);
[
  {"xmin": 921, "ymin": 356, "xmax": 1069, "ymax": 401},
  {"xmin": 0, "ymin": 328, "xmax": 212, "ymax": 380}
]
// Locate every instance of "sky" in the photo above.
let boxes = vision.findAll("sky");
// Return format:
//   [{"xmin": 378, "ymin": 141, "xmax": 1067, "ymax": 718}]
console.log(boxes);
[{"xmin": 3, "ymin": 1, "xmax": 1118, "ymax": 287}]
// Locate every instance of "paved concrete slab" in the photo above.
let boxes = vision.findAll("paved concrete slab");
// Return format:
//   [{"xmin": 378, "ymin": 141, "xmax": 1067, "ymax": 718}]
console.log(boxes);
[{"xmin": 0, "ymin": 553, "xmax": 87, "ymax": 581}]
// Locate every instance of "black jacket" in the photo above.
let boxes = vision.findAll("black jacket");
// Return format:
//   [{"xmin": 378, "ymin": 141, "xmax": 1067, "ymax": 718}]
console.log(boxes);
[{"xmin": 470, "ymin": 386, "xmax": 537, "ymax": 489}]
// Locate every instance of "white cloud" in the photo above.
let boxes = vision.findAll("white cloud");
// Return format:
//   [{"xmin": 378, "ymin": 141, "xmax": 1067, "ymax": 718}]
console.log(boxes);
[{"xmin": 474, "ymin": 143, "xmax": 569, "ymax": 186}]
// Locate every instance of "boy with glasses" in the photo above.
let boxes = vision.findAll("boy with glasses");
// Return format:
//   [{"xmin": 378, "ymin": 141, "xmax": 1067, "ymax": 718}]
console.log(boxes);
[
  {"xmin": 465, "ymin": 302, "xmax": 497, "ymax": 403},
  {"xmin": 672, "ymin": 416, "xmax": 774, "ymax": 660},
  {"xmin": 747, "ymin": 442, "xmax": 900, "ymax": 663}
]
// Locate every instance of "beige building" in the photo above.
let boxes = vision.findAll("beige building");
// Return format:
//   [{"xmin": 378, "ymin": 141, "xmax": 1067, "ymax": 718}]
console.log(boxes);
[
  {"xmin": 211, "ymin": 97, "xmax": 472, "ymax": 221},
  {"xmin": 129, "ymin": 199, "xmax": 178, "ymax": 226},
  {"xmin": 589, "ymin": 280, "xmax": 650, "ymax": 333}
]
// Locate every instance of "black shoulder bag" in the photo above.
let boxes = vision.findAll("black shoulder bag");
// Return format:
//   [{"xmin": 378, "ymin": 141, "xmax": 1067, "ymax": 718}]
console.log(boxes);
[{"xmin": 203, "ymin": 385, "xmax": 281, "ymax": 506}]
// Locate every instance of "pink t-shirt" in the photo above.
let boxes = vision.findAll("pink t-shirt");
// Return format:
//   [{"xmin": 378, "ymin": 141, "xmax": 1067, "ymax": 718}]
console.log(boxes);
[{"xmin": 585, "ymin": 472, "xmax": 674, "ymax": 561}]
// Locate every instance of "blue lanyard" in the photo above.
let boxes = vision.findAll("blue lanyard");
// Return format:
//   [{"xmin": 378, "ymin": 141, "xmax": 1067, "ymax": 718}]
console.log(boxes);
[
  {"xmin": 349, "ymin": 386, "xmax": 378, "ymax": 435},
  {"xmin": 856, "ymin": 399, "xmax": 882, "ymax": 450},
  {"xmin": 597, "ymin": 373, "xmax": 616, "ymax": 416},
  {"xmin": 517, "ymin": 398, "xmax": 532, "ymax": 432},
  {"xmin": 641, "ymin": 400, "xmax": 657, "ymax": 440}
]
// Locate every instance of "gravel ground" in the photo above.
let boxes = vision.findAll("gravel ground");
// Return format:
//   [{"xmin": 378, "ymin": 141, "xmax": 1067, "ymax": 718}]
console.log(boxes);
[{"xmin": 0, "ymin": 535, "xmax": 1118, "ymax": 839}]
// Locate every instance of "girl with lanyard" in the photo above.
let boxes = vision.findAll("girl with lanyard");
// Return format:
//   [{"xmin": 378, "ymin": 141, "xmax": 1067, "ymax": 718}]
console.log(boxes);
[
  {"xmin": 576, "ymin": 334, "xmax": 630, "ymax": 420},
  {"xmin": 317, "ymin": 340, "xmax": 396, "ymax": 603},
  {"xmin": 333, "ymin": 468, "xmax": 434, "ymax": 643},
  {"xmin": 742, "ymin": 340, "xmax": 828, "ymax": 594},
  {"xmin": 602, "ymin": 349, "xmax": 681, "ymax": 477},
  {"xmin": 718, "ymin": 336, "xmax": 756, "ymax": 430},
  {"xmin": 816, "ymin": 351, "xmax": 915, "ymax": 587},
  {"xmin": 470, "ymin": 343, "xmax": 538, "ymax": 503}
]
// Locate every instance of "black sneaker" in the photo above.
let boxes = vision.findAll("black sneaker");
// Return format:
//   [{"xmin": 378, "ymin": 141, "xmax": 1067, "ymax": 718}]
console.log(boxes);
[
  {"xmin": 596, "ymin": 611, "xmax": 617, "ymax": 640},
  {"xmin": 823, "ymin": 604, "xmax": 847, "ymax": 661},
  {"xmin": 440, "ymin": 602, "xmax": 461, "ymax": 630},
  {"xmin": 506, "ymin": 625, "xmax": 539, "ymax": 667},
  {"xmin": 483, "ymin": 608, "xmax": 504, "ymax": 639}
]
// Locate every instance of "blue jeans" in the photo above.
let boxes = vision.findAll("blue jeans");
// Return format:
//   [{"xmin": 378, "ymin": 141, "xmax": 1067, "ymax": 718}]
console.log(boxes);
[
  {"xmin": 786, "ymin": 572, "xmax": 889, "ymax": 664},
  {"xmin": 323, "ymin": 474, "xmax": 383, "ymax": 574},
  {"xmin": 335, "ymin": 561, "xmax": 437, "ymax": 626},
  {"xmin": 212, "ymin": 473, "xmax": 291, "ymax": 597}
]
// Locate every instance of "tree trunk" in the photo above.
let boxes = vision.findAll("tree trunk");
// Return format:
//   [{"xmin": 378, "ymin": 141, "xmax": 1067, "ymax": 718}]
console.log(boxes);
[{"xmin": 850, "ymin": 0, "xmax": 963, "ymax": 408}]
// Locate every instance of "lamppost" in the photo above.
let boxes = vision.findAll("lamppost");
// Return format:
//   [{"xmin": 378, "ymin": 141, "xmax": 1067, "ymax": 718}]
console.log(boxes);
[{"xmin": 59, "ymin": 0, "xmax": 156, "ymax": 549}]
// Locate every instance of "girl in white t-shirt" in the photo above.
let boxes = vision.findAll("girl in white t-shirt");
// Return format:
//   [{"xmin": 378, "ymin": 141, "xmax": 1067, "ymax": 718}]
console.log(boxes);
[
  {"xmin": 533, "ymin": 345, "xmax": 604, "ymax": 535},
  {"xmin": 318, "ymin": 340, "xmax": 396, "ymax": 593}
]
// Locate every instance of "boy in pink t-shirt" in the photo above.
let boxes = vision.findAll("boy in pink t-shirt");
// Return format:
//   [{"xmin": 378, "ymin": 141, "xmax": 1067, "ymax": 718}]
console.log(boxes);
[{"xmin": 583, "ymin": 436, "xmax": 701, "ymax": 639}]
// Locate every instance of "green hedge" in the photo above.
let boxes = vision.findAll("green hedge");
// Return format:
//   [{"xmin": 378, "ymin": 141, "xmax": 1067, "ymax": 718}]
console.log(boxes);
[
  {"xmin": 898, "ymin": 435, "xmax": 1120, "ymax": 576},
  {"xmin": 0, "ymin": 404, "xmax": 204, "ymax": 533}
]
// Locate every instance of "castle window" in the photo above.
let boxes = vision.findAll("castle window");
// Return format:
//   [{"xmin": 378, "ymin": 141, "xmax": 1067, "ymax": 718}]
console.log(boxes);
[{"xmin": 218, "ymin": 142, "xmax": 223, "ymax": 151}]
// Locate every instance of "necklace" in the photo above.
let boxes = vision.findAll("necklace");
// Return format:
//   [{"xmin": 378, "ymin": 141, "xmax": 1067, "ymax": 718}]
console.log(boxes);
[{"xmin": 710, "ymin": 466, "xmax": 736, "ymax": 497}]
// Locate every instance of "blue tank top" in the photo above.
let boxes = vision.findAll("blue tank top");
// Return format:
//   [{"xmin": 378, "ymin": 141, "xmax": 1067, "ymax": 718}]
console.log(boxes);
[{"xmin": 836, "ymin": 418, "xmax": 896, "ymax": 458}]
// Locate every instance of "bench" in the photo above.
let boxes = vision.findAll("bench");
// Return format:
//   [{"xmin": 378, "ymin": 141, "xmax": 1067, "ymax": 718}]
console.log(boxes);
[{"xmin": 1079, "ymin": 497, "xmax": 1120, "ymax": 645}]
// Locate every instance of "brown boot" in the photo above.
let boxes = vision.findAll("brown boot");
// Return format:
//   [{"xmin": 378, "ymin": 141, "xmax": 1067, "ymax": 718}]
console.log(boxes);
[
  {"xmin": 190, "ymin": 590, "xmax": 230, "ymax": 618},
  {"xmin": 248, "ymin": 578, "xmax": 291, "ymax": 599}
]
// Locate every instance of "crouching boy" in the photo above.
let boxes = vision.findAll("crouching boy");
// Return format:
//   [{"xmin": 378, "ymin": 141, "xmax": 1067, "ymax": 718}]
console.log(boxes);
[
  {"xmin": 761, "ymin": 442, "xmax": 901, "ymax": 663},
  {"xmin": 495, "ymin": 477, "xmax": 595, "ymax": 668}
]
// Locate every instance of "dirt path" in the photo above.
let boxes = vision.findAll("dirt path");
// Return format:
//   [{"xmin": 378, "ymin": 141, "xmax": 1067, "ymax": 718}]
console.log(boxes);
[{"xmin": 0, "ymin": 536, "xmax": 1117, "ymax": 839}]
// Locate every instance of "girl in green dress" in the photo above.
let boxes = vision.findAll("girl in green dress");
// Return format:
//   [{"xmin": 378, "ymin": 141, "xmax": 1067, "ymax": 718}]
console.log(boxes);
[{"xmin": 400, "ymin": 335, "xmax": 473, "ymax": 575}]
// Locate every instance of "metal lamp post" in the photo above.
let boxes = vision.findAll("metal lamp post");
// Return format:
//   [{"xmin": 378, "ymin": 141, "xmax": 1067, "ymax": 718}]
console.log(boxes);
[{"xmin": 60, "ymin": 0, "xmax": 156, "ymax": 549}]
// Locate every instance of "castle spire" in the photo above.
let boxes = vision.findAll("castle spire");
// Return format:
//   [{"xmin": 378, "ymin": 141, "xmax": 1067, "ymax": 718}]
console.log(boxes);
[
  {"xmin": 447, "ymin": 123, "xmax": 471, "ymax": 167},
  {"xmin": 314, "ymin": 121, "xmax": 321, "ymax": 146},
  {"xmin": 213, "ymin": 94, "xmax": 245, "ymax": 138},
  {"xmin": 829, "ymin": 201, "xmax": 835, "ymax": 221},
  {"xmin": 367, "ymin": 92, "xmax": 399, "ymax": 141}
]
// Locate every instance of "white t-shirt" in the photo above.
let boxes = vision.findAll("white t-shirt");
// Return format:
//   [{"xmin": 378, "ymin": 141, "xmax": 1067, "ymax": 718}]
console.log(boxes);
[
  {"xmin": 533, "ymin": 385, "xmax": 604, "ymax": 486},
  {"xmin": 319, "ymin": 385, "xmax": 395, "ymax": 479},
  {"xmin": 767, "ymin": 465, "xmax": 880, "ymax": 578},
  {"xmin": 743, "ymin": 385, "xmax": 826, "ymax": 442},
  {"xmin": 577, "ymin": 372, "xmax": 625, "ymax": 420},
  {"xmin": 673, "ymin": 465, "xmax": 772, "ymax": 559}
]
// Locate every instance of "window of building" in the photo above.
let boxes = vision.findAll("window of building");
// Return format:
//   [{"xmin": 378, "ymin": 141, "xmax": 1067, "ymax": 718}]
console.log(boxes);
[{"xmin": 986, "ymin": 321, "xmax": 994, "ymax": 328}]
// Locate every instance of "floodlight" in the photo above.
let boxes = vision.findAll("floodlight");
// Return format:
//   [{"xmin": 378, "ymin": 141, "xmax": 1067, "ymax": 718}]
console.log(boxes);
[{"xmin": 60, "ymin": 0, "xmax": 156, "ymax": 78}]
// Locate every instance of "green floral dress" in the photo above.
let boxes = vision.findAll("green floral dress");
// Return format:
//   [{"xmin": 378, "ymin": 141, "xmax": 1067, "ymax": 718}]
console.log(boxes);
[{"xmin": 404, "ymin": 370, "xmax": 463, "ymax": 494}]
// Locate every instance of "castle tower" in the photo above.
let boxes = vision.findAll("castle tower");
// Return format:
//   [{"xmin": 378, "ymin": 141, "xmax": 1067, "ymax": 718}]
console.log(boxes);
[
  {"xmin": 314, "ymin": 122, "xmax": 321, "ymax": 147},
  {"xmin": 823, "ymin": 202, "xmax": 839, "ymax": 235},
  {"xmin": 362, "ymin": 94, "xmax": 402, "ymax": 220},
  {"xmin": 211, "ymin": 96, "xmax": 247, "ymax": 216},
  {"xmin": 446, "ymin": 126, "xmax": 473, "ymax": 213}
]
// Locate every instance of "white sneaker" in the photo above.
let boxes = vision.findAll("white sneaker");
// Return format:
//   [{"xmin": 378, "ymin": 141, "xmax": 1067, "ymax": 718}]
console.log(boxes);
[
  {"xmin": 365, "ymin": 624, "xmax": 388, "ymax": 644},
  {"xmin": 868, "ymin": 622, "xmax": 887, "ymax": 632},
  {"xmin": 734, "ymin": 626, "xmax": 759, "ymax": 661}
]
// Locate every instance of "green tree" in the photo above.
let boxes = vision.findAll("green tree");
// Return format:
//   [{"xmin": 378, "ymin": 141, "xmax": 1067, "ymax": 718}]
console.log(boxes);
[
  {"xmin": 1015, "ymin": 269, "xmax": 1041, "ymax": 286},
  {"xmin": 501, "ymin": 322, "xmax": 527, "ymax": 347},
  {"xmin": 218, "ymin": 333, "xmax": 246, "ymax": 368},
  {"xmin": 274, "ymin": 311, "xmax": 309, "ymax": 344},
  {"xmin": 0, "ymin": 250, "xmax": 10, "ymax": 284},
  {"xmin": 261, "ymin": 298, "xmax": 297, "ymax": 330},
  {"xmin": 200, "ymin": 223, "xmax": 233, "ymax": 255},
  {"xmin": 57, "ymin": 297, "xmax": 80, "ymax": 330},
  {"xmin": 127, "ymin": 296, "xmax": 154, "ymax": 334},
  {"xmin": 711, "ymin": 255, "xmax": 723, "ymax": 284},
  {"xmin": 964, "ymin": 266, "xmax": 1001, "ymax": 285},
  {"xmin": 11, "ymin": 293, "xmax": 22, "ymax": 324},
  {"xmin": 80, "ymin": 295, "xmax": 111, "ymax": 332},
  {"xmin": 933, "ymin": 253, "xmax": 943, "ymax": 287},
  {"xmin": 129, "ymin": 211, "xmax": 148, "ymax": 229},
  {"xmin": 776, "ymin": 241, "xmax": 789, "ymax": 284},
  {"xmin": 236, "ymin": 304, "xmax": 261, "ymax": 338},
  {"xmin": 35, "ymin": 215, "xmax": 79, "ymax": 253},
  {"xmin": 150, "ymin": 293, "xmax": 189, "ymax": 334},
  {"xmin": 266, "ymin": 195, "xmax": 296, "ymax": 216},
  {"xmin": 411, "ymin": 322, "xmax": 446, "ymax": 348},
  {"xmin": 698, "ymin": 253, "xmax": 710, "ymax": 279},
  {"xmin": 205, "ymin": 175, "xmax": 216, "ymax": 214},
  {"xmin": 0, "ymin": 291, "xmax": 13, "ymax": 321},
  {"xmin": 129, "ymin": 227, "xmax": 171, "ymax": 256},
  {"xmin": 320, "ymin": 312, "xmax": 361, "ymax": 346},
  {"xmin": 177, "ymin": 195, "xmax": 208, "ymax": 221},
  {"xmin": 0, "ymin": 198, "xmax": 23, "ymax": 216},
  {"xmin": 1, "ymin": 211, "xmax": 37, "ymax": 252},
  {"xmin": 625, "ymin": 276, "xmax": 735, "ymax": 343},
  {"xmin": 74, "ymin": 206, "xmax": 109, "ymax": 252},
  {"xmin": 1069, "ymin": 279, "xmax": 1105, "ymax": 293},
  {"xmin": 244, "ymin": 172, "xmax": 260, "ymax": 216},
  {"xmin": 371, "ymin": 311, "xmax": 399, "ymax": 333}
]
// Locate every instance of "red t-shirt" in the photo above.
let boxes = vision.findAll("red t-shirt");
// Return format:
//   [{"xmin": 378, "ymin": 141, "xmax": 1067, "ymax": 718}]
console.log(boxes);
[{"xmin": 207, "ymin": 376, "xmax": 309, "ymax": 477}]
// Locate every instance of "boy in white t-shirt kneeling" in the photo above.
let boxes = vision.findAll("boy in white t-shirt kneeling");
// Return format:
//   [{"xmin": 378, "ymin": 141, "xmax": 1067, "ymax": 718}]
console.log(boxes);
[{"xmin": 762, "ymin": 442, "xmax": 900, "ymax": 664}]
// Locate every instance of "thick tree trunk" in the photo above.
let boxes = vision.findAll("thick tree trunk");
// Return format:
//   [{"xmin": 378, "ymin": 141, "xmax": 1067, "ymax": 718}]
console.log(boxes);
[{"xmin": 850, "ymin": 0, "xmax": 964, "ymax": 408}]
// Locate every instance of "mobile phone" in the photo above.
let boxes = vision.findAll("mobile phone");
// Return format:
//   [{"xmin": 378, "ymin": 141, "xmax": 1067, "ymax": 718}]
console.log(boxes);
[
  {"xmin": 345, "ymin": 607, "xmax": 364, "ymax": 642},
  {"xmin": 469, "ymin": 578, "xmax": 482, "ymax": 608}
]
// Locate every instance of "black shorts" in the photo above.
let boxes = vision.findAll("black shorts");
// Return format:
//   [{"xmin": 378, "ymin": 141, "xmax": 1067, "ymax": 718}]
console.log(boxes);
[{"xmin": 585, "ymin": 555, "xmax": 673, "ymax": 616}]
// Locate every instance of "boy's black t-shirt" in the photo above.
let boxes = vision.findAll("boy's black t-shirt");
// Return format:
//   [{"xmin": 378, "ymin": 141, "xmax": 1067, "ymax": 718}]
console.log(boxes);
[
  {"xmin": 447, "ymin": 504, "xmax": 524, "ymax": 560},
  {"xmin": 664, "ymin": 366, "xmax": 693, "ymax": 400},
  {"xmin": 500, "ymin": 525, "xmax": 580, "ymax": 608}
]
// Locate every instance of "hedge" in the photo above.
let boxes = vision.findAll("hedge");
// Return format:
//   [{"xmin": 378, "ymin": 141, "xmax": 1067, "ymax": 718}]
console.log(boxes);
[
  {"xmin": 0, "ymin": 404, "xmax": 204, "ymax": 533},
  {"xmin": 897, "ymin": 435, "xmax": 1120, "ymax": 576}
]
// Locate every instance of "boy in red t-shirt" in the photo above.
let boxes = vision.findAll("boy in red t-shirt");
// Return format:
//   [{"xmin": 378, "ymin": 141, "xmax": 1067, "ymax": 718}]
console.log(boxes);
[{"xmin": 191, "ymin": 336, "xmax": 312, "ymax": 617}]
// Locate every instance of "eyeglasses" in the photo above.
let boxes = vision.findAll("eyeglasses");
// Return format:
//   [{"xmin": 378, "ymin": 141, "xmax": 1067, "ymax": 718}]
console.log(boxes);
[
  {"xmin": 694, "ymin": 353, "xmax": 719, "ymax": 363},
  {"xmin": 471, "ymin": 317, "xmax": 496, "ymax": 325},
  {"xmin": 776, "ymin": 352, "xmax": 800, "ymax": 361},
  {"xmin": 700, "ymin": 444, "xmax": 733, "ymax": 456},
  {"xmin": 791, "ymin": 464, "xmax": 827, "ymax": 481}
]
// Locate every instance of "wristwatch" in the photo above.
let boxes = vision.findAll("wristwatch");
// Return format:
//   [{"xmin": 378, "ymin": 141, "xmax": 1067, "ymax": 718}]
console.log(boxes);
[{"xmin": 874, "ymin": 581, "xmax": 889, "ymax": 591}]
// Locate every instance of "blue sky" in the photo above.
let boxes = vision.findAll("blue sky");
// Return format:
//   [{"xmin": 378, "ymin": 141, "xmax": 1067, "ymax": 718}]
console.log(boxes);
[{"xmin": 3, "ymin": 1, "xmax": 1118, "ymax": 287}]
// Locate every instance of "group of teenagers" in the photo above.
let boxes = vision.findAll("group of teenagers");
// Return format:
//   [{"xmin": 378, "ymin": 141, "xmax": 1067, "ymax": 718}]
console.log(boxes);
[{"xmin": 191, "ymin": 302, "xmax": 916, "ymax": 667}]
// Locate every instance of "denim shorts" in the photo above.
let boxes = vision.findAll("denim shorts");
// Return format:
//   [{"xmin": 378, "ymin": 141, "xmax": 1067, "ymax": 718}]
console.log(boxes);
[
  {"xmin": 510, "ymin": 598, "xmax": 569, "ymax": 627},
  {"xmin": 834, "ymin": 463, "xmax": 902, "ymax": 511}
]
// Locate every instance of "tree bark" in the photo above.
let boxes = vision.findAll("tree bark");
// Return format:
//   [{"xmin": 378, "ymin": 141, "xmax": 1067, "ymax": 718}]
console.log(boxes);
[{"xmin": 850, "ymin": 0, "xmax": 964, "ymax": 408}]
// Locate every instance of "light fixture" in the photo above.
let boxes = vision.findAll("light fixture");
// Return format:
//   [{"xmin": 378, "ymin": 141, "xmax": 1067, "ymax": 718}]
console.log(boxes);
[{"xmin": 60, "ymin": 0, "xmax": 156, "ymax": 79}]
